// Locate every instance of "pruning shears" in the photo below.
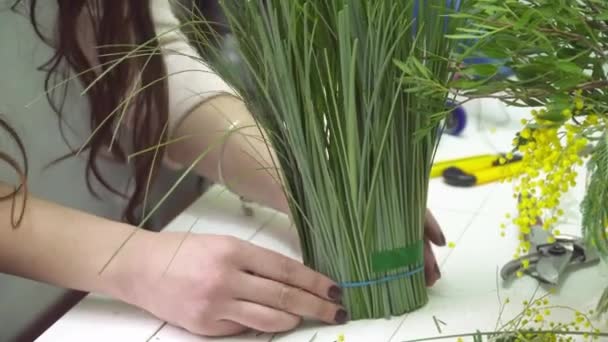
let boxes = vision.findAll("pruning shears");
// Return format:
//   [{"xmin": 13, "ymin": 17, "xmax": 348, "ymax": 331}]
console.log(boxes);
[
  {"xmin": 500, "ymin": 224, "xmax": 600, "ymax": 286},
  {"xmin": 431, "ymin": 153, "xmax": 522, "ymax": 187}
]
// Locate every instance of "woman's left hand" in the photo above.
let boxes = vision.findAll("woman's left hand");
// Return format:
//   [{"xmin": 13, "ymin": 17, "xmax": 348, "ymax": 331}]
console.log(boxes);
[{"xmin": 423, "ymin": 209, "xmax": 446, "ymax": 286}]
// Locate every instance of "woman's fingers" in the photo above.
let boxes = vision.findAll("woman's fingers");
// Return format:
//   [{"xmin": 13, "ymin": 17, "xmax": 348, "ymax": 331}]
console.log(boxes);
[
  {"xmin": 424, "ymin": 209, "xmax": 446, "ymax": 246},
  {"xmin": 423, "ymin": 209, "xmax": 443, "ymax": 287},
  {"xmin": 238, "ymin": 243, "xmax": 343, "ymax": 303},
  {"xmin": 233, "ymin": 272, "xmax": 347, "ymax": 325},
  {"xmin": 223, "ymin": 300, "xmax": 302, "ymax": 333},
  {"xmin": 424, "ymin": 240, "xmax": 441, "ymax": 287}
]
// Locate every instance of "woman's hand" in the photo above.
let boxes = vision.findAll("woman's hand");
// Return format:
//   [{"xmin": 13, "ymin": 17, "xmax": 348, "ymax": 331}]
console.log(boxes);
[
  {"xmin": 423, "ymin": 209, "xmax": 446, "ymax": 287},
  {"xmin": 114, "ymin": 211, "xmax": 444, "ymax": 337},
  {"xmin": 116, "ymin": 232, "xmax": 347, "ymax": 337}
]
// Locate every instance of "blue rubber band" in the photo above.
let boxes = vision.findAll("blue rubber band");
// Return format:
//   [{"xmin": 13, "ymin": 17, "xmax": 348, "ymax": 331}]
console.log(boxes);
[{"xmin": 339, "ymin": 266, "xmax": 425, "ymax": 289}]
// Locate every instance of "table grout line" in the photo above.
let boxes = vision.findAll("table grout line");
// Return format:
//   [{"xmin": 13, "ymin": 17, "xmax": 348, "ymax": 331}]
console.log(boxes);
[
  {"xmin": 247, "ymin": 210, "xmax": 280, "ymax": 242},
  {"xmin": 388, "ymin": 187, "xmax": 499, "ymax": 342},
  {"xmin": 145, "ymin": 322, "xmax": 167, "ymax": 342}
]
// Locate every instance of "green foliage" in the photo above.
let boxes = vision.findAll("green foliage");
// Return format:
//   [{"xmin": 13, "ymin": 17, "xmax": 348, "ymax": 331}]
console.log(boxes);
[
  {"xmin": 582, "ymin": 134, "xmax": 608, "ymax": 258},
  {"xmin": 185, "ymin": 0, "xmax": 464, "ymax": 319},
  {"xmin": 394, "ymin": 0, "xmax": 608, "ymax": 267},
  {"xmin": 449, "ymin": 0, "xmax": 608, "ymax": 113},
  {"xmin": 444, "ymin": 0, "xmax": 608, "ymax": 316}
]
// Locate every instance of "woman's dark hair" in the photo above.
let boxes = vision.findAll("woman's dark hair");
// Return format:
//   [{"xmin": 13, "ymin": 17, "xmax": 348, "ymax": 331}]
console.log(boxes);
[
  {"xmin": 10, "ymin": 0, "xmax": 173, "ymax": 225},
  {"xmin": 0, "ymin": 117, "xmax": 28, "ymax": 229}
]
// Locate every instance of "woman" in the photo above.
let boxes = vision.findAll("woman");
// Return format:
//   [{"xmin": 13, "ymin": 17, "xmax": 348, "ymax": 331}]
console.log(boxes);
[{"xmin": 0, "ymin": 0, "xmax": 445, "ymax": 337}]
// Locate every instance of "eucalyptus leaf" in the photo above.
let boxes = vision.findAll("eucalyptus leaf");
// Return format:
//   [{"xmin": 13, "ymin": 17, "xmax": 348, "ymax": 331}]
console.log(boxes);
[
  {"xmin": 555, "ymin": 60, "xmax": 583, "ymax": 75},
  {"xmin": 468, "ymin": 63, "xmax": 500, "ymax": 77},
  {"xmin": 450, "ymin": 77, "xmax": 488, "ymax": 89}
]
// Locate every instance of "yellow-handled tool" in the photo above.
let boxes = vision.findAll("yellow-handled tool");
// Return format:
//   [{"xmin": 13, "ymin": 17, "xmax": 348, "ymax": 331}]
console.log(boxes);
[
  {"xmin": 431, "ymin": 153, "xmax": 522, "ymax": 187},
  {"xmin": 443, "ymin": 162, "xmax": 521, "ymax": 186},
  {"xmin": 430, "ymin": 154, "xmax": 500, "ymax": 178}
]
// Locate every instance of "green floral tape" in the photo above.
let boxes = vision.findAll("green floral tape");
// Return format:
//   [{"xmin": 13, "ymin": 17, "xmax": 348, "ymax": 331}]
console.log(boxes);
[{"xmin": 371, "ymin": 241, "xmax": 424, "ymax": 273}]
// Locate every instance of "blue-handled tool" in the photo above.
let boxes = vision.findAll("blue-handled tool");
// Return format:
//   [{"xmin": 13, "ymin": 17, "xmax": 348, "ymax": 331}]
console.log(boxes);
[{"xmin": 444, "ymin": 101, "xmax": 467, "ymax": 136}]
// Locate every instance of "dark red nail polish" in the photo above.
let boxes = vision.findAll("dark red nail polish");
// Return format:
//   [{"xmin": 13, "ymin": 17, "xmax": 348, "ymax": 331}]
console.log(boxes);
[
  {"xmin": 335, "ymin": 309, "xmax": 348, "ymax": 324},
  {"xmin": 328, "ymin": 285, "xmax": 342, "ymax": 301}
]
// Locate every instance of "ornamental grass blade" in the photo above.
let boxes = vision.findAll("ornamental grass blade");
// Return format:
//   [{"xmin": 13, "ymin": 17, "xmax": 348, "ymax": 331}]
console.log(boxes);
[{"xmin": 188, "ymin": 0, "xmax": 465, "ymax": 319}]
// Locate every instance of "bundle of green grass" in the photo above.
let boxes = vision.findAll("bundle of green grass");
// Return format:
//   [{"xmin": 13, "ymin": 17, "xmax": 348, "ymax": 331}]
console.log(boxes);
[{"xmin": 191, "ymin": 0, "xmax": 463, "ymax": 320}]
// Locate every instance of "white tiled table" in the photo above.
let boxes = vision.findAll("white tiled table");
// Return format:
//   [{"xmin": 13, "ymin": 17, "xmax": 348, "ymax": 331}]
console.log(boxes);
[{"xmin": 38, "ymin": 101, "xmax": 608, "ymax": 341}]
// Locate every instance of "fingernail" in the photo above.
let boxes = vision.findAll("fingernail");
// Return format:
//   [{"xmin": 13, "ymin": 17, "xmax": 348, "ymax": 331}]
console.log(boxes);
[
  {"xmin": 335, "ymin": 309, "xmax": 348, "ymax": 324},
  {"xmin": 328, "ymin": 285, "xmax": 342, "ymax": 301},
  {"xmin": 439, "ymin": 232, "xmax": 447, "ymax": 246},
  {"xmin": 435, "ymin": 263, "xmax": 441, "ymax": 278}
]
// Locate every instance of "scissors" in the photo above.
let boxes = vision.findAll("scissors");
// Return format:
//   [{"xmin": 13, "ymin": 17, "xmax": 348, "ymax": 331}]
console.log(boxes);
[{"xmin": 500, "ymin": 224, "xmax": 600, "ymax": 285}]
